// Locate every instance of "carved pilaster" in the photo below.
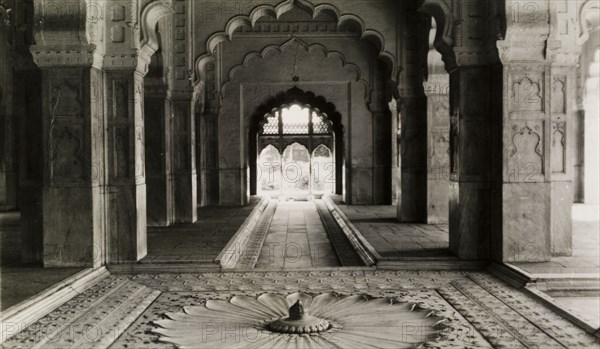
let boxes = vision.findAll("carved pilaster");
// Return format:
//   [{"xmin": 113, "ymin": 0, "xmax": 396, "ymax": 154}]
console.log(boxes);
[
  {"xmin": 425, "ymin": 73, "xmax": 450, "ymax": 224},
  {"xmin": 104, "ymin": 69, "xmax": 147, "ymax": 263},
  {"xmin": 172, "ymin": 88, "xmax": 197, "ymax": 223}
]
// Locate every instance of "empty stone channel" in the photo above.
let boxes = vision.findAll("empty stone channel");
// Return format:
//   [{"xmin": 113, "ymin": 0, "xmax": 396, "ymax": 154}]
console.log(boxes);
[{"xmin": 253, "ymin": 200, "xmax": 362, "ymax": 269}]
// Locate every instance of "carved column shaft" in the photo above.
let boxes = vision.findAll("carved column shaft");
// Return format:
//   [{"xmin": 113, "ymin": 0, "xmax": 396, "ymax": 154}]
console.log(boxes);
[
  {"xmin": 496, "ymin": 0, "xmax": 578, "ymax": 261},
  {"xmin": 448, "ymin": 64, "xmax": 503, "ymax": 261},
  {"xmin": 30, "ymin": 59, "xmax": 106, "ymax": 267},
  {"xmin": 425, "ymin": 74, "xmax": 450, "ymax": 224},
  {"xmin": 397, "ymin": 9, "xmax": 430, "ymax": 222},
  {"xmin": 104, "ymin": 69, "xmax": 147, "ymax": 263},
  {"xmin": 145, "ymin": 84, "xmax": 175, "ymax": 226},
  {"xmin": 172, "ymin": 91, "xmax": 197, "ymax": 223},
  {"xmin": 0, "ymin": 27, "xmax": 17, "ymax": 211},
  {"xmin": 16, "ymin": 65, "xmax": 44, "ymax": 264},
  {"xmin": 200, "ymin": 108, "xmax": 220, "ymax": 206}
]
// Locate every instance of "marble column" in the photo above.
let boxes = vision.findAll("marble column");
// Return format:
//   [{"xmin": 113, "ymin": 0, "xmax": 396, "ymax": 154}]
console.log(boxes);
[
  {"xmin": 29, "ymin": 49, "xmax": 106, "ymax": 267},
  {"xmin": 199, "ymin": 108, "xmax": 219, "ymax": 206},
  {"xmin": 103, "ymin": 68, "xmax": 147, "ymax": 263},
  {"xmin": 425, "ymin": 73, "xmax": 450, "ymax": 224},
  {"xmin": 172, "ymin": 91, "xmax": 197, "ymax": 223},
  {"xmin": 397, "ymin": 9, "xmax": 430, "ymax": 222},
  {"xmin": 0, "ymin": 30, "xmax": 17, "ymax": 211},
  {"xmin": 145, "ymin": 83, "xmax": 175, "ymax": 227},
  {"xmin": 448, "ymin": 64, "xmax": 503, "ymax": 261},
  {"xmin": 15, "ymin": 64, "xmax": 44, "ymax": 264},
  {"xmin": 496, "ymin": 0, "xmax": 578, "ymax": 261}
]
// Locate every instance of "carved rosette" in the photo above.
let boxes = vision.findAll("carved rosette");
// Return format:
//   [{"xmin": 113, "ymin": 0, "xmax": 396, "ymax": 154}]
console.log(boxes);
[{"xmin": 153, "ymin": 292, "xmax": 445, "ymax": 348}]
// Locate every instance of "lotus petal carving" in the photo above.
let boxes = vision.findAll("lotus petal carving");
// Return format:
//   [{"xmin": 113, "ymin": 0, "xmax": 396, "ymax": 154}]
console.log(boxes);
[{"xmin": 152, "ymin": 292, "xmax": 445, "ymax": 348}]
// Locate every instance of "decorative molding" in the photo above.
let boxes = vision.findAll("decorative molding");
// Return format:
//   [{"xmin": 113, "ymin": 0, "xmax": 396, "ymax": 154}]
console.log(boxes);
[
  {"xmin": 29, "ymin": 46, "xmax": 95, "ymax": 67},
  {"xmin": 551, "ymin": 122, "xmax": 566, "ymax": 174},
  {"xmin": 511, "ymin": 75, "xmax": 544, "ymax": 112},
  {"xmin": 419, "ymin": 0, "xmax": 455, "ymax": 70},
  {"xmin": 578, "ymin": 0, "xmax": 600, "ymax": 45},
  {"xmin": 141, "ymin": 0, "xmax": 174, "ymax": 52},
  {"xmin": 509, "ymin": 124, "xmax": 544, "ymax": 181},
  {"xmin": 194, "ymin": 0, "xmax": 396, "ymax": 83}
]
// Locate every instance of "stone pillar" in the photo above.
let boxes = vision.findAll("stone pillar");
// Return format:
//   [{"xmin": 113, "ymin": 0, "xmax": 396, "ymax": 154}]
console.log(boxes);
[
  {"xmin": 103, "ymin": 66, "xmax": 148, "ymax": 263},
  {"xmin": 28, "ymin": 47, "xmax": 106, "ymax": 267},
  {"xmin": 145, "ymin": 83, "xmax": 174, "ymax": 226},
  {"xmin": 15, "ymin": 63, "xmax": 44, "ymax": 264},
  {"xmin": 172, "ymin": 90, "xmax": 197, "ymax": 223},
  {"xmin": 496, "ymin": 0, "xmax": 578, "ymax": 261},
  {"xmin": 447, "ymin": 63, "xmax": 502, "ymax": 261},
  {"xmin": 548, "ymin": 1, "xmax": 580, "ymax": 256},
  {"xmin": 370, "ymin": 76, "xmax": 392, "ymax": 205},
  {"xmin": 431, "ymin": 0, "xmax": 506, "ymax": 261},
  {"xmin": 397, "ymin": 9, "xmax": 430, "ymax": 222},
  {"xmin": 0, "ymin": 25, "xmax": 18, "ymax": 211},
  {"xmin": 425, "ymin": 73, "xmax": 450, "ymax": 224},
  {"xmin": 199, "ymin": 107, "xmax": 220, "ymax": 206},
  {"xmin": 389, "ymin": 98, "xmax": 399, "ymax": 204}
]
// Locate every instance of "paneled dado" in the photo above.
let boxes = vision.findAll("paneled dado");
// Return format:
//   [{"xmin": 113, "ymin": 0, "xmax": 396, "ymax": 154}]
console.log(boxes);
[{"xmin": 0, "ymin": 0, "xmax": 595, "ymax": 269}]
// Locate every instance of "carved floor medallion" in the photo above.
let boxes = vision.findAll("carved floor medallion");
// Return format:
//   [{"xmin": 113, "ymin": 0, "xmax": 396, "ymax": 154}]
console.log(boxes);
[
  {"xmin": 152, "ymin": 292, "xmax": 444, "ymax": 348},
  {"xmin": 3, "ymin": 271, "xmax": 598, "ymax": 349}
]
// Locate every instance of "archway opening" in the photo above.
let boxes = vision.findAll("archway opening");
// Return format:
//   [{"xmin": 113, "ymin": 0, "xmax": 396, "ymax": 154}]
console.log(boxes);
[{"xmin": 256, "ymin": 103, "xmax": 336, "ymax": 200}]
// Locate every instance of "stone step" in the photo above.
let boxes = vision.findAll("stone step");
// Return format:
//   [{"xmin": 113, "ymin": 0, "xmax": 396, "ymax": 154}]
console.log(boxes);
[{"xmin": 107, "ymin": 262, "xmax": 220, "ymax": 274}]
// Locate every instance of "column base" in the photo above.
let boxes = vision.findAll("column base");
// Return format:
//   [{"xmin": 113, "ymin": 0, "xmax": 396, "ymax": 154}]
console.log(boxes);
[
  {"xmin": 107, "ymin": 184, "xmax": 147, "ymax": 263},
  {"xmin": 551, "ymin": 181, "xmax": 573, "ymax": 256},
  {"xmin": 42, "ymin": 186, "xmax": 104, "ymax": 267},
  {"xmin": 501, "ymin": 182, "xmax": 551, "ymax": 262}
]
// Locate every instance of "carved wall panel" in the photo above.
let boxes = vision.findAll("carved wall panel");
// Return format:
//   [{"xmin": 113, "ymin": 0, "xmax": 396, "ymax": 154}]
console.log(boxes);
[
  {"xmin": 115, "ymin": 127, "xmax": 130, "ymax": 178},
  {"xmin": 173, "ymin": 0, "xmax": 190, "ymax": 82},
  {"xmin": 135, "ymin": 125, "xmax": 145, "ymax": 182},
  {"xmin": 551, "ymin": 122, "xmax": 566, "ymax": 174},
  {"xmin": 47, "ymin": 73, "xmax": 88, "ymax": 185},
  {"xmin": 173, "ymin": 103, "xmax": 190, "ymax": 172},
  {"xmin": 51, "ymin": 126, "xmax": 84, "ymax": 181},
  {"xmin": 552, "ymin": 77, "xmax": 566, "ymax": 114},
  {"xmin": 90, "ymin": 69, "xmax": 104, "ymax": 185},
  {"xmin": 508, "ymin": 123, "xmax": 544, "ymax": 182},
  {"xmin": 510, "ymin": 74, "xmax": 544, "ymax": 112},
  {"xmin": 449, "ymin": 115, "xmax": 459, "ymax": 176},
  {"xmin": 50, "ymin": 81, "xmax": 82, "ymax": 116},
  {"xmin": 432, "ymin": 132, "xmax": 450, "ymax": 166},
  {"xmin": 107, "ymin": 77, "xmax": 133, "ymax": 182},
  {"xmin": 113, "ymin": 80, "xmax": 129, "ymax": 120}
]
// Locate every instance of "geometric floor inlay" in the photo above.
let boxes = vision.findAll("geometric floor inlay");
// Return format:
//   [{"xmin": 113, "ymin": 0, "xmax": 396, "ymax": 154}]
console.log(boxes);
[{"xmin": 3, "ymin": 270, "xmax": 599, "ymax": 349}]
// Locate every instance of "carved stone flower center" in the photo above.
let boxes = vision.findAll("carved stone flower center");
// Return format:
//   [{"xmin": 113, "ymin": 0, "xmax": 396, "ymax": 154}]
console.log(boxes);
[{"xmin": 267, "ymin": 300, "xmax": 331, "ymax": 334}]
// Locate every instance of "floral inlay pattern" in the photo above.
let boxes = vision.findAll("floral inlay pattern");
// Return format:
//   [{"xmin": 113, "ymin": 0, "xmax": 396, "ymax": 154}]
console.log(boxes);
[{"xmin": 152, "ymin": 292, "xmax": 445, "ymax": 348}]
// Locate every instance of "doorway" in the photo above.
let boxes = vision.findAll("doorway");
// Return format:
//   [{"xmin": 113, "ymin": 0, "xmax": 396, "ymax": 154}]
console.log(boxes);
[{"xmin": 256, "ymin": 103, "xmax": 336, "ymax": 200}]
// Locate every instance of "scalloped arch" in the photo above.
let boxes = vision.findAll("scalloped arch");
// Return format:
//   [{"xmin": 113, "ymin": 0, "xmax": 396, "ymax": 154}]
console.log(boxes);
[
  {"xmin": 141, "ymin": 0, "xmax": 174, "ymax": 52},
  {"xmin": 223, "ymin": 39, "xmax": 369, "ymax": 99},
  {"xmin": 419, "ymin": 0, "xmax": 456, "ymax": 71},
  {"xmin": 578, "ymin": 0, "xmax": 600, "ymax": 45},
  {"xmin": 194, "ymin": 0, "xmax": 395, "ymax": 82}
]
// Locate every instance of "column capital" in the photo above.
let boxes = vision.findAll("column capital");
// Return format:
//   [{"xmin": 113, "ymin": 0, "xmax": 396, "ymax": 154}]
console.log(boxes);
[{"xmin": 29, "ymin": 44, "xmax": 104, "ymax": 69}]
